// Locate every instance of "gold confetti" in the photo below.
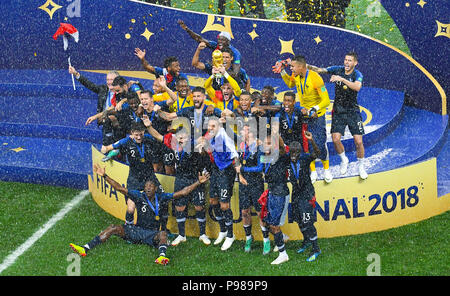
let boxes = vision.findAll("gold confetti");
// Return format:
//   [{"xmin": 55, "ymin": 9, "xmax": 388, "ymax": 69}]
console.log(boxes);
[{"xmin": 125, "ymin": 33, "xmax": 131, "ymax": 39}]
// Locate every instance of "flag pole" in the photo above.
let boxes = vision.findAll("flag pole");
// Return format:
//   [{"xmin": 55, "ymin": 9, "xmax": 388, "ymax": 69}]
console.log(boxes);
[{"xmin": 67, "ymin": 56, "xmax": 76, "ymax": 90}]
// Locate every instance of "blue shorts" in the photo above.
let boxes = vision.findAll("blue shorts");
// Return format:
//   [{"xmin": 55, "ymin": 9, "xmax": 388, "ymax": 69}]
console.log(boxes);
[
  {"xmin": 264, "ymin": 193, "xmax": 289, "ymax": 226},
  {"xmin": 210, "ymin": 165, "xmax": 236, "ymax": 203},
  {"xmin": 123, "ymin": 224, "xmax": 159, "ymax": 247},
  {"xmin": 173, "ymin": 178, "xmax": 206, "ymax": 207},
  {"xmin": 238, "ymin": 178, "xmax": 264, "ymax": 212},
  {"xmin": 331, "ymin": 111, "xmax": 365, "ymax": 136},
  {"xmin": 292, "ymin": 198, "xmax": 317, "ymax": 226}
]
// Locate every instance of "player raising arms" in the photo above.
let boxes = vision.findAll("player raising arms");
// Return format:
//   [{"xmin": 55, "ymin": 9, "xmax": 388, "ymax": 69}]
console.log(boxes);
[
  {"xmin": 308, "ymin": 51, "xmax": 368, "ymax": 179},
  {"xmin": 69, "ymin": 164, "xmax": 210, "ymax": 265}
]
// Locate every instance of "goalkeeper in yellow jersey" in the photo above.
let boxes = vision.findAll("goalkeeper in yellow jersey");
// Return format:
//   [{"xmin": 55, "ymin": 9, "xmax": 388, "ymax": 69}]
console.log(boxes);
[{"xmin": 276, "ymin": 55, "xmax": 333, "ymax": 184}]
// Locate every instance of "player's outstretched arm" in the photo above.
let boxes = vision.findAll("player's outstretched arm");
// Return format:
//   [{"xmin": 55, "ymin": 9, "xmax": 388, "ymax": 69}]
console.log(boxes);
[
  {"xmin": 93, "ymin": 164, "xmax": 128, "ymax": 196},
  {"xmin": 304, "ymin": 131, "xmax": 321, "ymax": 159},
  {"xmin": 134, "ymin": 48, "xmax": 156, "ymax": 74},
  {"xmin": 192, "ymin": 42, "xmax": 207, "ymax": 70},
  {"xmin": 307, "ymin": 64, "xmax": 328, "ymax": 74},
  {"xmin": 173, "ymin": 171, "xmax": 210, "ymax": 199},
  {"xmin": 142, "ymin": 114, "xmax": 163, "ymax": 143},
  {"xmin": 69, "ymin": 65, "xmax": 102, "ymax": 94},
  {"xmin": 177, "ymin": 20, "xmax": 211, "ymax": 48},
  {"xmin": 158, "ymin": 76, "xmax": 178, "ymax": 106}
]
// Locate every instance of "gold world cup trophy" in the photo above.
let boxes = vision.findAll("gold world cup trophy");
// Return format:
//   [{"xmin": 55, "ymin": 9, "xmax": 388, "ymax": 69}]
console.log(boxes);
[{"xmin": 212, "ymin": 49, "xmax": 224, "ymax": 79}]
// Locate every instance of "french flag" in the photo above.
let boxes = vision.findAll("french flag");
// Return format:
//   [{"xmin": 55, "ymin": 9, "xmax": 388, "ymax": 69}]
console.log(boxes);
[{"xmin": 53, "ymin": 23, "xmax": 79, "ymax": 51}]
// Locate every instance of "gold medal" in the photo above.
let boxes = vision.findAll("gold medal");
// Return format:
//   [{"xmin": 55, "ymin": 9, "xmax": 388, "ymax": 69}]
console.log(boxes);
[
  {"xmin": 266, "ymin": 123, "xmax": 270, "ymax": 128},
  {"xmin": 155, "ymin": 215, "xmax": 160, "ymax": 221},
  {"xmin": 288, "ymin": 129, "xmax": 293, "ymax": 133},
  {"xmin": 343, "ymin": 85, "xmax": 348, "ymax": 90},
  {"xmin": 196, "ymin": 128, "xmax": 200, "ymax": 134},
  {"xmin": 243, "ymin": 160, "xmax": 246, "ymax": 165},
  {"xmin": 244, "ymin": 117, "xmax": 248, "ymax": 122},
  {"xmin": 140, "ymin": 158, "xmax": 146, "ymax": 163}
]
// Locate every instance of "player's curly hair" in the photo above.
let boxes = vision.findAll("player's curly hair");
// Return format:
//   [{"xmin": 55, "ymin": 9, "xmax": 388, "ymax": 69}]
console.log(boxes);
[{"xmin": 164, "ymin": 56, "xmax": 179, "ymax": 69}]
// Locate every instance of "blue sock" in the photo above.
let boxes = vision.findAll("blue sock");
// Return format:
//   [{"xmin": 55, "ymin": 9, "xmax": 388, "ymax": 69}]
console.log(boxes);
[
  {"xmin": 196, "ymin": 210, "xmax": 206, "ymax": 236},
  {"xmin": 274, "ymin": 232, "xmax": 285, "ymax": 253},
  {"xmin": 85, "ymin": 235, "xmax": 101, "ymax": 251},
  {"xmin": 176, "ymin": 210, "xmax": 187, "ymax": 237},
  {"xmin": 223, "ymin": 209, "xmax": 234, "ymax": 238}
]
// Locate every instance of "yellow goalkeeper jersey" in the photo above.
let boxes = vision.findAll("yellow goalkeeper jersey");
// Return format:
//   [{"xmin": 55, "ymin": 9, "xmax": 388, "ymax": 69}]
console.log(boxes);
[{"xmin": 281, "ymin": 70, "xmax": 330, "ymax": 117}]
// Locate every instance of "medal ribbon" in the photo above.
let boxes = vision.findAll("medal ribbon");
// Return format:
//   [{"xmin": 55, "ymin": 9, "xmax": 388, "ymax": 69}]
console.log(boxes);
[
  {"xmin": 144, "ymin": 192, "xmax": 159, "ymax": 218},
  {"xmin": 264, "ymin": 163, "xmax": 271, "ymax": 175},
  {"xmin": 133, "ymin": 140, "xmax": 145, "ymax": 160},
  {"xmin": 290, "ymin": 159, "xmax": 300, "ymax": 180},
  {"xmin": 285, "ymin": 112, "xmax": 294, "ymax": 130},
  {"xmin": 224, "ymin": 98, "xmax": 234, "ymax": 111},
  {"xmin": 176, "ymin": 142, "xmax": 185, "ymax": 163},
  {"xmin": 194, "ymin": 108, "xmax": 203, "ymax": 132},
  {"xmin": 300, "ymin": 70, "xmax": 309, "ymax": 95},
  {"xmin": 242, "ymin": 143, "xmax": 251, "ymax": 164},
  {"xmin": 177, "ymin": 94, "xmax": 188, "ymax": 112}
]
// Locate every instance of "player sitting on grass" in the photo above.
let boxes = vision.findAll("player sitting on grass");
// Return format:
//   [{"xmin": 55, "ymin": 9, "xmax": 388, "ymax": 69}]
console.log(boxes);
[{"xmin": 69, "ymin": 163, "xmax": 210, "ymax": 266}]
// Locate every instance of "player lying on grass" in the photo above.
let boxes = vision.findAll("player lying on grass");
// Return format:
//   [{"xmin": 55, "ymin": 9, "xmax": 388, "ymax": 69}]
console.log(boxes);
[{"xmin": 69, "ymin": 164, "xmax": 210, "ymax": 266}]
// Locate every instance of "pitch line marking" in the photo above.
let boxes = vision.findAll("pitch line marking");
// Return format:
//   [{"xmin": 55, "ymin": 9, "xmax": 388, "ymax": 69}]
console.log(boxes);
[{"xmin": 0, "ymin": 190, "xmax": 90, "ymax": 274}]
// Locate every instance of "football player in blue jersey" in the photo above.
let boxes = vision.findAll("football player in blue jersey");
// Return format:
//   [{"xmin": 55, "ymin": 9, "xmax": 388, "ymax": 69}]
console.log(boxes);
[
  {"xmin": 196, "ymin": 117, "xmax": 240, "ymax": 251},
  {"xmin": 308, "ymin": 51, "xmax": 368, "ymax": 179},
  {"xmin": 69, "ymin": 163, "xmax": 210, "ymax": 265}
]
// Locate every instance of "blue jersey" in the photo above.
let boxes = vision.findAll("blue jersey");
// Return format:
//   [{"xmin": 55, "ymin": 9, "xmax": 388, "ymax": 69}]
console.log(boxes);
[
  {"xmin": 142, "ymin": 101, "xmax": 170, "ymax": 135},
  {"xmin": 127, "ymin": 190, "xmax": 173, "ymax": 230},
  {"xmin": 260, "ymin": 99, "xmax": 282, "ymax": 131},
  {"xmin": 287, "ymin": 153, "xmax": 316, "ymax": 201},
  {"xmin": 162, "ymin": 133, "xmax": 210, "ymax": 181},
  {"xmin": 176, "ymin": 105, "xmax": 222, "ymax": 139},
  {"xmin": 154, "ymin": 66, "xmax": 188, "ymax": 91},
  {"xmin": 326, "ymin": 66, "xmax": 363, "ymax": 113},
  {"xmin": 262, "ymin": 152, "xmax": 290, "ymax": 197},
  {"xmin": 239, "ymin": 142, "xmax": 264, "ymax": 183},
  {"xmin": 277, "ymin": 107, "xmax": 304, "ymax": 146},
  {"xmin": 112, "ymin": 135, "xmax": 158, "ymax": 182}
]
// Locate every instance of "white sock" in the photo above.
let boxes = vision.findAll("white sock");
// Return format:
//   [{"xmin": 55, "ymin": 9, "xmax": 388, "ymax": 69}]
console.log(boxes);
[
  {"xmin": 339, "ymin": 151, "xmax": 347, "ymax": 161},
  {"xmin": 357, "ymin": 158, "xmax": 365, "ymax": 168}
]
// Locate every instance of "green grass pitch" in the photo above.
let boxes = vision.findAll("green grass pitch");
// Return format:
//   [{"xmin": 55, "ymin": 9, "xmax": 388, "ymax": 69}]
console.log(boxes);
[
  {"xmin": 0, "ymin": 181, "xmax": 448, "ymax": 276},
  {"xmin": 0, "ymin": 1, "xmax": 444, "ymax": 278}
]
